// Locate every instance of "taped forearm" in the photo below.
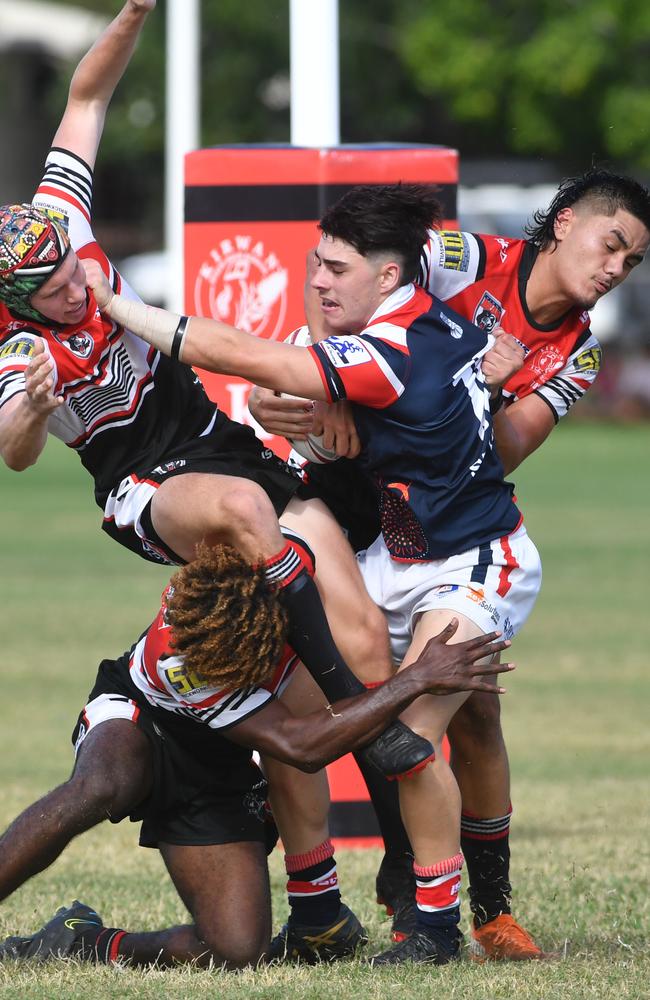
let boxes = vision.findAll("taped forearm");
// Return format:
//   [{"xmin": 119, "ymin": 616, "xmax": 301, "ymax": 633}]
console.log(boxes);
[{"xmin": 105, "ymin": 293, "xmax": 189, "ymax": 361}]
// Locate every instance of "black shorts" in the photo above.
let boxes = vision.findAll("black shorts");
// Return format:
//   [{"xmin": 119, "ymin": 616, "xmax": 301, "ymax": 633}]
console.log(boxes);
[
  {"xmin": 101, "ymin": 411, "xmax": 302, "ymax": 565},
  {"xmin": 298, "ymin": 458, "xmax": 381, "ymax": 554},
  {"xmin": 72, "ymin": 654, "xmax": 278, "ymax": 852}
]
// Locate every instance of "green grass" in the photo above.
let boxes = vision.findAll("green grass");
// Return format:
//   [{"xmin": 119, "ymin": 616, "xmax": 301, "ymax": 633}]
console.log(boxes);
[{"xmin": 0, "ymin": 424, "xmax": 649, "ymax": 999}]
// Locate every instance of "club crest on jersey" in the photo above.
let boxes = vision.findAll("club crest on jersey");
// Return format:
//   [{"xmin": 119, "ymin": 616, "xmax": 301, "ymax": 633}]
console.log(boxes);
[
  {"xmin": 53, "ymin": 329, "xmax": 93, "ymax": 358},
  {"xmin": 439, "ymin": 311, "xmax": 464, "ymax": 339},
  {"xmin": 321, "ymin": 337, "xmax": 372, "ymax": 367},
  {"xmin": 193, "ymin": 235, "xmax": 288, "ymax": 341},
  {"xmin": 473, "ymin": 291, "xmax": 504, "ymax": 333},
  {"xmin": 530, "ymin": 344, "xmax": 564, "ymax": 378}
]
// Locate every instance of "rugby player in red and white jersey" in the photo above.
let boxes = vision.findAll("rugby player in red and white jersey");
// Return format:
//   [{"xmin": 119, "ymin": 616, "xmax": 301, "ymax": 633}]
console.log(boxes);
[
  {"xmin": 249, "ymin": 171, "xmax": 650, "ymax": 960},
  {"xmin": 0, "ymin": 2, "xmax": 435, "ymax": 788},
  {"xmin": 0, "ymin": 536, "xmax": 512, "ymax": 969},
  {"xmin": 83, "ymin": 181, "xmax": 545, "ymax": 966}
]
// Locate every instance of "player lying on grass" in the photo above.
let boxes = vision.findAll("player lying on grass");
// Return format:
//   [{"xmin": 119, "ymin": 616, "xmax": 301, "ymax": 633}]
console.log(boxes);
[
  {"xmin": 0, "ymin": 539, "xmax": 512, "ymax": 969},
  {"xmin": 0, "ymin": 0, "xmax": 433, "ymax": 785},
  {"xmin": 82, "ymin": 182, "xmax": 542, "ymax": 966}
]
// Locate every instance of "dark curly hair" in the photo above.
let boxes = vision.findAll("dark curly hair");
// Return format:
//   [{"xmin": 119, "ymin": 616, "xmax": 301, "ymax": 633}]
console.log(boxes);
[
  {"xmin": 525, "ymin": 168, "xmax": 650, "ymax": 250},
  {"xmin": 165, "ymin": 542, "xmax": 288, "ymax": 689},
  {"xmin": 319, "ymin": 183, "xmax": 443, "ymax": 283}
]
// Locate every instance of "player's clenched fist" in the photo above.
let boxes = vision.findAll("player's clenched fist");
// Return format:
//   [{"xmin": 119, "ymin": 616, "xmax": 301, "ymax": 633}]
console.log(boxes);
[{"xmin": 481, "ymin": 329, "xmax": 525, "ymax": 390}]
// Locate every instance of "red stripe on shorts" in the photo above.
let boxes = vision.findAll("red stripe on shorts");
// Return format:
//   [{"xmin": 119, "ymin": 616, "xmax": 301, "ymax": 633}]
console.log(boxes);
[{"xmin": 497, "ymin": 533, "xmax": 519, "ymax": 598}]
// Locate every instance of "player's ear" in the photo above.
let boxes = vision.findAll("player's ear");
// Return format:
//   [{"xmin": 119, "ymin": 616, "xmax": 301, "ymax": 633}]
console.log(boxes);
[
  {"xmin": 553, "ymin": 207, "xmax": 575, "ymax": 242},
  {"xmin": 379, "ymin": 260, "xmax": 401, "ymax": 294}
]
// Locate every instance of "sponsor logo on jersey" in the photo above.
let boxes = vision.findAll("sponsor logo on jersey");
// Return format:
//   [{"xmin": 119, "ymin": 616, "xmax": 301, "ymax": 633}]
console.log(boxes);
[
  {"xmin": 529, "ymin": 344, "xmax": 565, "ymax": 378},
  {"xmin": 433, "ymin": 584, "xmax": 459, "ymax": 594},
  {"xmin": 321, "ymin": 337, "xmax": 372, "ymax": 367},
  {"xmin": 40, "ymin": 205, "xmax": 70, "ymax": 233},
  {"xmin": 194, "ymin": 235, "xmax": 288, "ymax": 341},
  {"xmin": 574, "ymin": 346, "xmax": 602, "ymax": 372},
  {"xmin": 164, "ymin": 662, "xmax": 209, "ymax": 697},
  {"xmin": 438, "ymin": 231, "xmax": 471, "ymax": 272},
  {"xmin": 439, "ymin": 311, "xmax": 464, "ymax": 339},
  {"xmin": 0, "ymin": 336, "xmax": 35, "ymax": 360},
  {"xmin": 53, "ymin": 329, "xmax": 93, "ymax": 359},
  {"xmin": 473, "ymin": 291, "xmax": 504, "ymax": 332}
]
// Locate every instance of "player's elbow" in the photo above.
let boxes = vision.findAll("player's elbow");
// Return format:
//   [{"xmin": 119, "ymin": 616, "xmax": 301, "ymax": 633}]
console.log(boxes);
[
  {"xmin": 1, "ymin": 447, "xmax": 35, "ymax": 472},
  {"xmin": 265, "ymin": 724, "xmax": 328, "ymax": 773}
]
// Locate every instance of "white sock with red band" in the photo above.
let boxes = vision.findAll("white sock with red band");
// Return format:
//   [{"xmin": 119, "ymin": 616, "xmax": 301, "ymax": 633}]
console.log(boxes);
[{"xmin": 414, "ymin": 853, "xmax": 463, "ymax": 937}]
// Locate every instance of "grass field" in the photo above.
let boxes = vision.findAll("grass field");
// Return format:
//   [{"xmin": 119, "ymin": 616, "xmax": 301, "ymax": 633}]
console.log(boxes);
[{"xmin": 0, "ymin": 422, "xmax": 648, "ymax": 999}]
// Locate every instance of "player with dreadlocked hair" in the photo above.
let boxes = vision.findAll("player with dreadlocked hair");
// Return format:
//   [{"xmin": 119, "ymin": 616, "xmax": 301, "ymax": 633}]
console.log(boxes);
[
  {"xmin": 0, "ymin": 527, "xmax": 512, "ymax": 968},
  {"xmin": 167, "ymin": 542, "xmax": 288, "ymax": 690}
]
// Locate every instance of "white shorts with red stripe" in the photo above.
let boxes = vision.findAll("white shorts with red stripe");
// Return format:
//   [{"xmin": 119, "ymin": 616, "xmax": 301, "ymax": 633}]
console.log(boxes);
[{"xmin": 356, "ymin": 523, "xmax": 541, "ymax": 665}]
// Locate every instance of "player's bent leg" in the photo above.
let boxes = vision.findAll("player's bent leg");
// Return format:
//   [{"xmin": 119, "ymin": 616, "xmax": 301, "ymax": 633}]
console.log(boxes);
[
  {"xmin": 5, "ymin": 842, "xmax": 274, "ymax": 968},
  {"xmin": 159, "ymin": 840, "xmax": 272, "ymax": 968},
  {"xmin": 280, "ymin": 497, "xmax": 393, "ymax": 684},
  {"xmin": 151, "ymin": 472, "xmax": 287, "ymax": 563},
  {"xmin": 0, "ymin": 720, "xmax": 152, "ymax": 905}
]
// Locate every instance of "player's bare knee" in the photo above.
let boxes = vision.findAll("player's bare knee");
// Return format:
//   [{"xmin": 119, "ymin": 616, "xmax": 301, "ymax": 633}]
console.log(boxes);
[
  {"xmin": 67, "ymin": 769, "xmax": 133, "ymax": 823},
  {"xmin": 451, "ymin": 691, "xmax": 501, "ymax": 738},
  {"xmin": 213, "ymin": 481, "xmax": 278, "ymax": 552},
  {"xmin": 198, "ymin": 924, "xmax": 265, "ymax": 969},
  {"xmin": 343, "ymin": 599, "xmax": 392, "ymax": 684}
]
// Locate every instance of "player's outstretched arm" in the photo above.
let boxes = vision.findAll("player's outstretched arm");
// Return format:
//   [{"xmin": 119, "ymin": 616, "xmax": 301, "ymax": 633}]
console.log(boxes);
[
  {"xmin": 84, "ymin": 258, "xmax": 329, "ymax": 401},
  {"xmin": 51, "ymin": 0, "xmax": 156, "ymax": 170},
  {"xmin": 227, "ymin": 621, "xmax": 514, "ymax": 772}
]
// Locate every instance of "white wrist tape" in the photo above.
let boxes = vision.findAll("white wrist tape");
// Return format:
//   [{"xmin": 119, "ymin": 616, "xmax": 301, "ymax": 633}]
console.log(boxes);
[{"xmin": 106, "ymin": 293, "xmax": 188, "ymax": 360}]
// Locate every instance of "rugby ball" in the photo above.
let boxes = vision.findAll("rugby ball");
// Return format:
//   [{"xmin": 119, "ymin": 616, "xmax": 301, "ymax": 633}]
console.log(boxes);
[{"xmin": 283, "ymin": 326, "xmax": 339, "ymax": 465}]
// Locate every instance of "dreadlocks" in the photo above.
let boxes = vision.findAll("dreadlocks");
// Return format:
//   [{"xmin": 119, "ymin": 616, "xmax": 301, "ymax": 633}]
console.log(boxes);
[{"xmin": 166, "ymin": 542, "xmax": 288, "ymax": 689}]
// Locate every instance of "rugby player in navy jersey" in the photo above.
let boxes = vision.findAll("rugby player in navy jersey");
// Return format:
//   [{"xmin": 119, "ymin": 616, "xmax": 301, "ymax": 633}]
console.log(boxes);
[
  {"xmin": 0, "ymin": 1, "xmax": 433, "ymax": 784},
  {"xmin": 250, "ymin": 169, "xmax": 650, "ymax": 959},
  {"xmin": 0, "ymin": 538, "xmax": 512, "ymax": 969},
  {"xmin": 84, "ymin": 182, "xmax": 543, "ymax": 965}
]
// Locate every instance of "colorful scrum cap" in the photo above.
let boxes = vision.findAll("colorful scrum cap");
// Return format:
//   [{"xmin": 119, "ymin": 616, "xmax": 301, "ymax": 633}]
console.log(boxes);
[{"xmin": 0, "ymin": 203, "xmax": 71, "ymax": 323}]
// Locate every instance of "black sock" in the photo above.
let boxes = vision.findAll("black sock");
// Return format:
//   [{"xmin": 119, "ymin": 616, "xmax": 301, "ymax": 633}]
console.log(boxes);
[
  {"xmin": 285, "ymin": 840, "xmax": 341, "ymax": 926},
  {"xmin": 461, "ymin": 808, "xmax": 512, "ymax": 927},
  {"xmin": 265, "ymin": 542, "xmax": 365, "ymax": 701}
]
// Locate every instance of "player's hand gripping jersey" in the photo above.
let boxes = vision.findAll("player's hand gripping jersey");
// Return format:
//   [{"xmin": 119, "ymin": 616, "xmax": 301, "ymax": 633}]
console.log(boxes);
[
  {"xmin": 308, "ymin": 284, "xmax": 521, "ymax": 563},
  {"xmin": 0, "ymin": 149, "xmax": 217, "ymax": 505},
  {"xmin": 418, "ymin": 230, "xmax": 602, "ymax": 420}
]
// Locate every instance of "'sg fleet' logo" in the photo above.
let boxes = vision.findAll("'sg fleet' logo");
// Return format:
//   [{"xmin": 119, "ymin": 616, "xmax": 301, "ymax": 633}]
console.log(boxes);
[{"xmin": 194, "ymin": 236, "xmax": 288, "ymax": 340}]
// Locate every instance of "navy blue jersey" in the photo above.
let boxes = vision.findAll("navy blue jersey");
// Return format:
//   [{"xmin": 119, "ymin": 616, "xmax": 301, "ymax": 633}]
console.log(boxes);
[{"xmin": 309, "ymin": 284, "xmax": 521, "ymax": 561}]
